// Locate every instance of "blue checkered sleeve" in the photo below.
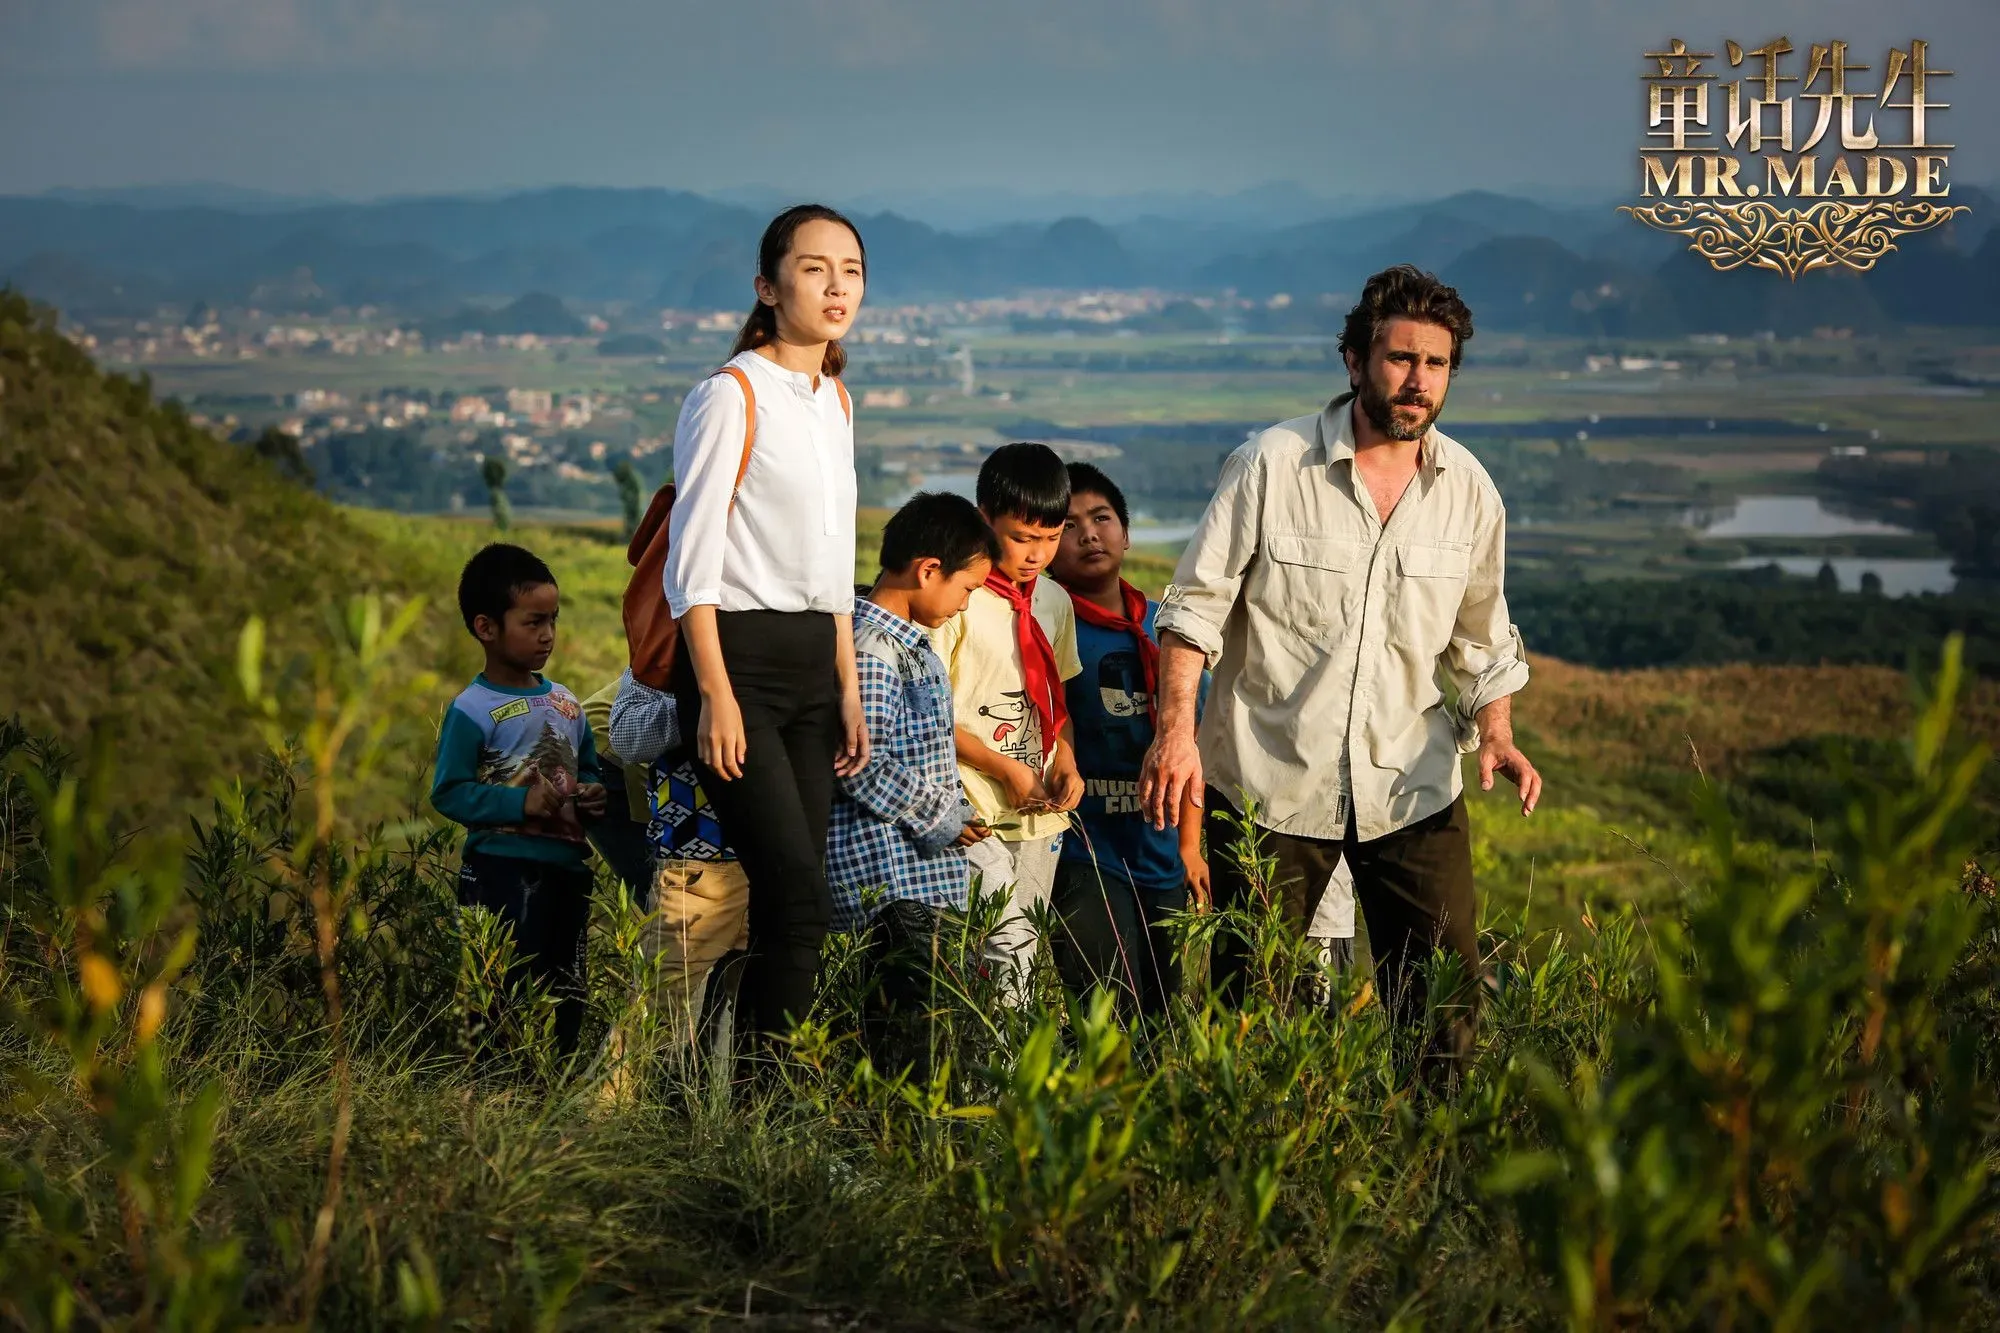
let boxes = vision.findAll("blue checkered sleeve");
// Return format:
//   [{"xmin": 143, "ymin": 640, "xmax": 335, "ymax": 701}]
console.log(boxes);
[
  {"xmin": 839, "ymin": 650, "xmax": 960, "ymax": 851},
  {"xmin": 825, "ymin": 615, "xmax": 972, "ymax": 933}
]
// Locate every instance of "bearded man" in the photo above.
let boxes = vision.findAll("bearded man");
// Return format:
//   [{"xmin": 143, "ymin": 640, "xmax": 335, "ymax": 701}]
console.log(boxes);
[{"xmin": 1140, "ymin": 264, "xmax": 1541, "ymax": 1068}]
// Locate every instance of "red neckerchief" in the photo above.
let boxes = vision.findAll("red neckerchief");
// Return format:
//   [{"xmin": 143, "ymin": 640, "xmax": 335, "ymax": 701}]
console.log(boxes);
[
  {"xmin": 983, "ymin": 569, "xmax": 1069, "ymax": 759},
  {"xmin": 1068, "ymin": 580, "xmax": 1158, "ymax": 722}
]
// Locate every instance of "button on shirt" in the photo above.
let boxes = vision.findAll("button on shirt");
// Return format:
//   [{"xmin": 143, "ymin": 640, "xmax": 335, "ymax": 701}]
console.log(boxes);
[
  {"xmin": 662, "ymin": 350, "xmax": 857, "ymax": 617},
  {"xmin": 1154, "ymin": 394, "xmax": 1529, "ymax": 843}
]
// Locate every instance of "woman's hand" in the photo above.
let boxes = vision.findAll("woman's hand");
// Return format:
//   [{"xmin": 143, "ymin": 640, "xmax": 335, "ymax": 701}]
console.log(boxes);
[
  {"xmin": 699, "ymin": 687, "xmax": 748, "ymax": 781},
  {"xmin": 835, "ymin": 679, "xmax": 870, "ymax": 777}
]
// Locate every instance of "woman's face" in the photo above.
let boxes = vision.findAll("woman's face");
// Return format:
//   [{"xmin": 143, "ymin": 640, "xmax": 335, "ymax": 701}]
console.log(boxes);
[{"xmin": 758, "ymin": 218, "xmax": 865, "ymax": 346}]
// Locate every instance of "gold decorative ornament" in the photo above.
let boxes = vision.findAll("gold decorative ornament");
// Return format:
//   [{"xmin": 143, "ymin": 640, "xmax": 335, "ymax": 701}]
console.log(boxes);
[{"xmin": 1620, "ymin": 199, "xmax": 1970, "ymax": 279}]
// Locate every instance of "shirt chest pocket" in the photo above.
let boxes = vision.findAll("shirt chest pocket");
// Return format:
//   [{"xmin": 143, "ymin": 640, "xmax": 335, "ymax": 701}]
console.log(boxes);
[
  {"xmin": 1262, "ymin": 532, "xmax": 1366, "ymax": 631},
  {"xmin": 1394, "ymin": 541, "xmax": 1472, "ymax": 641},
  {"xmin": 900, "ymin": 663, "xmax": 952, "ymax": 731}
]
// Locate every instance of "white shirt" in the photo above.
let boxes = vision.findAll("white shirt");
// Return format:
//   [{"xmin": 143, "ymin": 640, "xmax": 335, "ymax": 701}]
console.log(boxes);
[{"xmin": 663, "ymin": 349, "xmax": 858, "ymax": 618}]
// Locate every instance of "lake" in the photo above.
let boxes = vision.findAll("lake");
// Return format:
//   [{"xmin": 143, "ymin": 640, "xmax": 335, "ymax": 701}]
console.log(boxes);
[
  {"xmin": 1730, "ymin": 557, "xmax": 1958, "ymax": 596},
  {"xmin": 1687, "ymin": 495, "xmax": 1915, "ymax": 539}
]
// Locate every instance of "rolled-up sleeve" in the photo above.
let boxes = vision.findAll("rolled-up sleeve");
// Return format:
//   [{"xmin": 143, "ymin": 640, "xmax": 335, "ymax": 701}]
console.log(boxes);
[
  {"xmin": 662, "ymin": 374, "xmax": 745, "ymax": 618},
  {"xmin": 608, "ymin": 669, "xmax": 682, "ymax": 764},
  {"xmin": 1154, "ymin": 443, "xmax": 1263, "ymax": 668},
  {"xmin": 1445, "ymin": 506, "xmax": 1530, "ymax": 749}
]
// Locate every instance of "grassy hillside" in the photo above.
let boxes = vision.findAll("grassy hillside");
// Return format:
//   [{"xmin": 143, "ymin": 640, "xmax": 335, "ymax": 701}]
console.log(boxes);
[{"xmin": 0, "ymin": 290, "xmax": 405, "ymax": 800}]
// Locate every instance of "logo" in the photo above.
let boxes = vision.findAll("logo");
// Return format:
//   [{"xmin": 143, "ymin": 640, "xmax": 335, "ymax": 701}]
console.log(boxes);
[
  {"xmin": 547, "ymin": 692, "xmax": 581, "ymax": 721},
  {"xmin": 488, "ymin": 698, "xmax": 531, "ymax": 724},
  {"xmin": 1621, "ymin": 38, "xmax": 1969, "ymax": 277}
]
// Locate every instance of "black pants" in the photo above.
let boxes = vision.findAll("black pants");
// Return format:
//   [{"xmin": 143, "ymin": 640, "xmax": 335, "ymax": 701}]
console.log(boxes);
[
  {"xmin": 1050, "ymin": 858, "xmax": 1188, "ymax": 1019},
  {"xmin": 1206, "ymin": 789, "xmax": 1482, "ymax": 1064},
  {"xmin": 858, "ymin": 899, "xmax": 959, "ymax": 1079},
  {"xmin": 674, "ymin": 609, "xmax": 841, "ymax": 1047},
  {"xmin": 457, "ymin": 850, "xmax": 594, "ymax": 1056}
]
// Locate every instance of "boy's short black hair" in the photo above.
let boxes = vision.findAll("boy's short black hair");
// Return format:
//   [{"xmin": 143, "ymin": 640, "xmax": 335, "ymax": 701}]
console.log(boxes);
[
  {"xmin": 1065, "ymin": 462, "xmax": 1129, "ymax": 530},
  {"xmin": 880, "ymin": 491, "xmax": 1000, "ymax": 575},
  {"xmin": 458, "ymin": 543, "xmax": 557, "ymax": 633},
  {"xmin": 977, "ymin": 442, "xmax": 1070, "ymax": 528}
]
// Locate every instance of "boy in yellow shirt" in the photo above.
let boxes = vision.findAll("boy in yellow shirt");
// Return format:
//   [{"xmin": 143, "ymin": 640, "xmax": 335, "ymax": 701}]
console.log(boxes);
[{"xmin": 930, "ymin": 443, "xmax": 1085, "ymax": 1003}]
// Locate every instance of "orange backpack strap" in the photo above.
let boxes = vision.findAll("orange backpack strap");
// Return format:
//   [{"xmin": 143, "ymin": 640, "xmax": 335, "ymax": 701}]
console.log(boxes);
[
  {"xmin": 715, "ymin": 365, "xmax": 757, "ymax": 507},
  {"xmin": 834, "ymin": 378, "xmax": 851, "ymax": 423}
]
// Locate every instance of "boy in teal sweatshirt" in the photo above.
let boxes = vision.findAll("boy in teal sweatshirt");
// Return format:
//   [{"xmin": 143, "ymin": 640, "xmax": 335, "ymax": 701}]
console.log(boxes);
[{"xmin": 433, "ymin": 542, "xmax": 606, "ymax": 1055}]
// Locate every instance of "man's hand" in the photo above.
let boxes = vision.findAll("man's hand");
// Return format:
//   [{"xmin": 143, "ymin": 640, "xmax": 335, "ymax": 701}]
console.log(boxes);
[
  {"xmin": 522, "ymin": 767, "xmax": 565, "ymax": 820},
  {"xmin": 1473, "ymin": 696, "xmax": 1540, "ymax": 816},
  {"xmin": 574, "ymin": 782, "xmax": 608, "ymax": 819},
  {"xmin": 954, "ymin": 820, "xmax": 994, "ymax": 847},
  {"xmin": 1478, "ymin": 736, "xmax": 1542, "ymax": 815},
  {"xmin": 1139, "ymin": 726, "xmax": 1203, "ymax": 832}
]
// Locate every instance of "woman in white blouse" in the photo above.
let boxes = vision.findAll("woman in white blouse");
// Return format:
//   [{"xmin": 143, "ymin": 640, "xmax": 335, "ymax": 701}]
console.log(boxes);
[{"xmin": 663, "ymin": 204, "xmax": 870, "ymax": 1051}]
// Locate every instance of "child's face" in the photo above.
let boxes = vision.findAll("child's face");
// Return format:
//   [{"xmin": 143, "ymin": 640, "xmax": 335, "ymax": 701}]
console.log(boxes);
[
  {"xmin": 908, "ymin": 555, "xmax": 992, "ymax": 629},
  {"xmin": 474, "ymin": 581, "xmax": 560, "ymax": 674},
  {"xmin": 984, "ymin": 511, "xmax": 1065, "ymax": 585},
  {"xmin": 1052, "ymin": 490, "xmax": 1129, "ymax": 588}
]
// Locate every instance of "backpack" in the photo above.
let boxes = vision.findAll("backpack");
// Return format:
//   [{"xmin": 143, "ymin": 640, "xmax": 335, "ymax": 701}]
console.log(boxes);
[{"xmin": 623, "ymin": 365, "xmax": 852, "ymax": 689}]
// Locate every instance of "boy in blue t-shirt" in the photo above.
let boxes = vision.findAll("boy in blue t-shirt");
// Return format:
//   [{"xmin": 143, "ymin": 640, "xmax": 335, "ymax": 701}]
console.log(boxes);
[
  {"xmin": 432, "ymin": 543, "xmax": 606, "ymax": 1055},
  {"xmin": 1047, "ymin": 464, "xmax": 1205, "ymax": 1017}
]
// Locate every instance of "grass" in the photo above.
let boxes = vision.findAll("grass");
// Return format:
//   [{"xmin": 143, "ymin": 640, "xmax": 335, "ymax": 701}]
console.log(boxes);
[{"xmin": 3, "ymin": 640, "xmax": 1997, "ymax": 1328}]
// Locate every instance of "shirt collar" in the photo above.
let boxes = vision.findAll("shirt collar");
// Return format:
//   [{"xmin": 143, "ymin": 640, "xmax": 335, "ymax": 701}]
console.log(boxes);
[
  {"xmin": 854, "ymin": 595, "xmax": 930, "ymax": 652},
  {"xmin": 735, "ymin": 348, "xmax": 823, "ymax": 393},
  {"xmin": 1319, "ymin": 391, "xmax": 1448, "ymax": 476}
]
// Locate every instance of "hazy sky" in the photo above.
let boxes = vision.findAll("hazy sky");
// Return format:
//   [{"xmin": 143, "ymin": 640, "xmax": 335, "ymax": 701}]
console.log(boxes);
[{"xmin": 2, "ymin": 0, "xmax": 1996, "ymax": 206}]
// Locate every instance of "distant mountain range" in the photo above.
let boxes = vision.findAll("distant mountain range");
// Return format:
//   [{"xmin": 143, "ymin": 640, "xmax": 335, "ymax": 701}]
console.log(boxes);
[{"xmin": 3, "ymin": 184, "xmax": 1996, "ymax": 334}]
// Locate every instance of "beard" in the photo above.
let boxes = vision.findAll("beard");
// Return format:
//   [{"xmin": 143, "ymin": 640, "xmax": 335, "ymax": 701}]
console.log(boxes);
[{"xmin": 1355, "ymin": 372, "xmax": 1442, "ymax": 442}]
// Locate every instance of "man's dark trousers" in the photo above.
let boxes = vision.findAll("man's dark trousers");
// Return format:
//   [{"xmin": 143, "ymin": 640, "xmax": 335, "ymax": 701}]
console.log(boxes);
[{"xmin": 1204, "ymin": 787, "xmax": 1481, "ymax": 1065}]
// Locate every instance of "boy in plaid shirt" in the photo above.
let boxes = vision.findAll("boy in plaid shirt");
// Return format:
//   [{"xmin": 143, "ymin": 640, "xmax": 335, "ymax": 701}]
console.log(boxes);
[{"xmin": 828, "ymin": 494, "xmax": 998, "ymax": 1000}]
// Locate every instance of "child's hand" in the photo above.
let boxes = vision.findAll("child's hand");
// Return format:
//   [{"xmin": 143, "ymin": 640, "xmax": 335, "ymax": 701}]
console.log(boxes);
[
  {"xmin": 522, "ymin": 768, "xmax": 565, "ymax": 820},
  {"xmin": 575, "ymin": 783, "xmax": 608, "ymax": 819},
  {"xmin": 1046, "ymin": 757, "xmax": 1085, "ymax": 813},
  {"xmin": 954, "ymin": 820, "xmax": 994, "ymax": 847},
  {"xmin": 996, "ymin": 757, "xmax": 1051, "ymax": 813},
  {"xmin": 1182, "ymin": 845, "xmax": 1212, "ymax": 913}
]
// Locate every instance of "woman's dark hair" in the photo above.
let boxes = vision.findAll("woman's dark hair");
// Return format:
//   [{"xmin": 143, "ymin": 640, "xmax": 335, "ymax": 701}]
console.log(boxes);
[
  {"xmin": 1338, "ymin": 264, "xmax": 1476, "ymax": 373},
  {"xmin": 879, "ymin": 491, "xmax": 1001, "ymax": 575},
  {"xmin": 458, "ymin": 542, "xmax": 556, "ymax": 633},
  {"xmin": 731, "ymin": 203, "xmax": 866, "ymax": 378},
  {"xmin": 1065, "ymin": 462, "xmax": 1128, "ymax": 530},
  {"xmin": 977, "ymin": 442, "xmax": 1070, "ymax": 528}
]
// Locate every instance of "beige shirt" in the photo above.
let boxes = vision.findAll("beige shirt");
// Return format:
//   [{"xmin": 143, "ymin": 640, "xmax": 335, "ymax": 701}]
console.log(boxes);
[
  {"xmin": 1154, "ymin": 395, "xmax": 1529, "ymax": 842},
  {"xmin": 930, "ymin": 580, "xmax": 1083, "ymax": 842}
]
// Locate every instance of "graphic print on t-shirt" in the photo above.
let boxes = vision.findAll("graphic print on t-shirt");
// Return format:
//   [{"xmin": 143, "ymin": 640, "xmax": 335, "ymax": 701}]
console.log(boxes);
[
  {"xmin": 447, "ymin": 680, "xmax": 591, "ymax": 844},
  {"xmin": 1091, "ymin": 648, "xmax": 1151, "ymax": 771},
  {"xmin": 978, "ymin": 690, "xmax": 1042, "ymax": 766}
]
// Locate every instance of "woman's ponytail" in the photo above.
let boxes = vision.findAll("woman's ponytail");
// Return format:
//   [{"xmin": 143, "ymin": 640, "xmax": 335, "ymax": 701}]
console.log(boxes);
[{"xmin": 730, "ymin": 302, "xmax": 777, "ymax": 359}]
